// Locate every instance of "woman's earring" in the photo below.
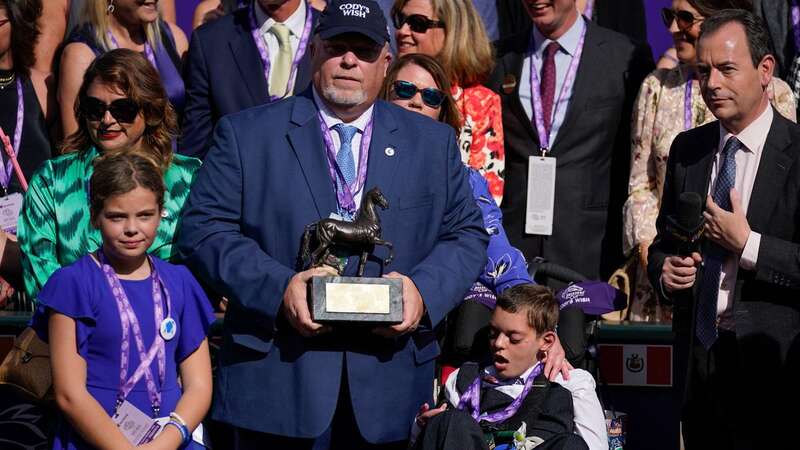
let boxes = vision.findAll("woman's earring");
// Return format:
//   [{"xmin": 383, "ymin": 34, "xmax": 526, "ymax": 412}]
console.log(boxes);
[{"xmin": 106, "ymin": 0, "xmax": 115, "ymax": 14}]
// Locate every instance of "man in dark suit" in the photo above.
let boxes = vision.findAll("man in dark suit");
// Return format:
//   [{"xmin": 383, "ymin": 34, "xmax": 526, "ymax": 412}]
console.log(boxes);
[
  {"xmin": 177, "ymin": 1, "xmax": 488, "ymax": 448},
  {"xmin": 179, "ymin": 0, "xmax": 319, "ymax": 159},
  {"xmin": 487, "ymin": 0, "xmax": 652, "ymax": 282},
  {"xmin": 648, "ymin": 10, "xmax": 800, "ymax": 449}
]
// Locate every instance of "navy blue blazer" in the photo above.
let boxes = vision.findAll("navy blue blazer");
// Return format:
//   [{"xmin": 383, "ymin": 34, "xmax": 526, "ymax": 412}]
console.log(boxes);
[
  {"xmin": 178, "ymin": 6, "xmax": 319, "ymax": 160},
  {"xmin": 177, "ymin": 91, "xmax": 488, "ymax": 442}
]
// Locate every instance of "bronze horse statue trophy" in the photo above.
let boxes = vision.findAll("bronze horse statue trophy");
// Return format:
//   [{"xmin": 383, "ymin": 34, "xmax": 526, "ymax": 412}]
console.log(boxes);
[{"xmin": 300, "ymin": 187, "xmax": 394, "ymax": 277}]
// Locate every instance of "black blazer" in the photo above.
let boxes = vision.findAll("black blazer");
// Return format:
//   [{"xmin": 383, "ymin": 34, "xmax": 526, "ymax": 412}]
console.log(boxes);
[
  {"xmin": 648, "ymin": 112, "xmax": 800, "ymax": 369},
  {"xmin": 179, "ymin": 6, "xmax": 319, "ymax": 159},
  {"xmin": 487, "ymin": 22, "xmax": 653, "ymax": 280}
]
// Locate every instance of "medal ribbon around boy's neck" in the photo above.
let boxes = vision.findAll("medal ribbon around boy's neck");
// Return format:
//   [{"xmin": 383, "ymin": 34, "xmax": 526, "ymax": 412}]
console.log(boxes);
[
  {"xmin": 457, "ymin": 361, "xmax": 544, "ymax": 424},
  {"xmin": 97, "ymin": 249, "xmax": 177, "ymax": 417}
]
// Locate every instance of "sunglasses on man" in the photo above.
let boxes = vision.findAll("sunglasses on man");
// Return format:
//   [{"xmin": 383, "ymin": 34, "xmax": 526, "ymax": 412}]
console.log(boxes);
[
  {"xmin": 661, "ymin": 8, "xmax": 703, "ymax": 31},
  {"xmin": 323, "ymin": 40, "xmax": 383, "ymax": 62},
  {"xmin": 392, "ymin": 12, "xmax": 444, "ymax": 33},
  {"xmin": 392, "ymin": 80, "xmax": 445, "ymax": 108},
  {"xmin": 81, "ymin": 97, "xmax": 141, "ymax": 123}
]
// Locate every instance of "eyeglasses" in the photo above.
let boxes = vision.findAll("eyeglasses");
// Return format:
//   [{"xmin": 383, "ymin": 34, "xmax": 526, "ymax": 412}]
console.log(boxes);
[
  {"xmin": 81, "ymin": 97, "xmax": 141, "ymax": 123},
  {"xmin": 661, "ymin": 8, "xmax": 703, "ymax": 31},
  {"xmin": 323, "ymin": 40, "xmax": 383, "ymax": 62},
  {"xmin": 392, "ymin": 80, "xmax": 445, "ymax": 108},
  {"xmin": 392, "ymin": 12, "xmax": 444, "ymax": 33}
]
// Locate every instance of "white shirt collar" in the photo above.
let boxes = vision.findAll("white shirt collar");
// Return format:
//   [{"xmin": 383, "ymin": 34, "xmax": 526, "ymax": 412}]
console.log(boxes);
[
  {"xmin": 482, "ymin": 361, "xmax": 540, "ymax": 385},
  {"xmin": 532, "ymin": 13, "xmax": 586, "ymax": 57},
  {"xmin": 256, "ymin": 0, "xmax": 307, "ymax": 38},
  {"xmin": 312, "ymin": 87, "xmax": 374, "ymax": 133},
  {"xmin": 718, "ymin": 104, "xmax": 773, "ymax": 155}
]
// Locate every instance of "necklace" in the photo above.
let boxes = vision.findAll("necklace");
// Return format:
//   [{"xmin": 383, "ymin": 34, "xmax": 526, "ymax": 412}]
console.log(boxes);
[{"xmin": 0, "ymin": 73, "xmax": 14, "ymax": 90}]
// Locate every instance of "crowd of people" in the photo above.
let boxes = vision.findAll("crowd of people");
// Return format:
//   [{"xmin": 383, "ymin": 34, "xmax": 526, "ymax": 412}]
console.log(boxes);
[{"xmin": 2, "ymin": 0, "xmax": 800, "ymax": 449}]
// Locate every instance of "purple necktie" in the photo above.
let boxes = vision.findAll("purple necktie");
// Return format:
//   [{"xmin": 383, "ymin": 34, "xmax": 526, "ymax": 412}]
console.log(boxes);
[{"xmin": 540, "ymin": 41, "xmax": 561, "ymax": 138}]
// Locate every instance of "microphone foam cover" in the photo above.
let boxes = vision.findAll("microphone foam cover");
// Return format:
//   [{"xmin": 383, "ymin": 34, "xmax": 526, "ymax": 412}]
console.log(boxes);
[{"xmin": 677, "ymin": 192, "xmax": 703, "ymax": 231}]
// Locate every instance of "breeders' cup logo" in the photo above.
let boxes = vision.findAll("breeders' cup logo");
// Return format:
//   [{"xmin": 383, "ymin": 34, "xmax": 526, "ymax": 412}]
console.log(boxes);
[
  {"xmin": 558, "ymin": 284, "xmax": 590, "ymax": 310},
  {"xmin": 626, "ymin": 354, "xmax": 644, "ymax": 373},
  {"xmin": 339, "ymin": 3, "xmax": 370, "ymax": 17}
]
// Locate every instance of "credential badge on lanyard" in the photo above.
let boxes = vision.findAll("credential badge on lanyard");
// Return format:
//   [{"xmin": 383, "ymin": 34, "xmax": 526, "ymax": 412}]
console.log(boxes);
[
  {"xmin": 0, "ymin": 78, "xmax": 27, "ymax": 234},
  {"xmin": 525, "ymin": 21, "xmax": 587, "ymax": 236}
]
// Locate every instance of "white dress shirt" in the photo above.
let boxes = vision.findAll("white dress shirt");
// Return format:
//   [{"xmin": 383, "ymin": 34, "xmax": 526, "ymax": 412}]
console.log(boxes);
[
  {"xmin": 254, "ymin": 0, "xmax": 307, "ymax": 93},
  {"xmin": 442, "ymin": 365, "xmax": 608, "ymax": 450},
  {"xmin": 312, "ymin": 88, "xmax": 374, "ymax": 208},
  {"xmin": 708, "ymin": 105, "xmax": 771, "ymax": 329},
  {"xmin": 520, "ymin": 14, "xmax": 586, "ymax": 149}
]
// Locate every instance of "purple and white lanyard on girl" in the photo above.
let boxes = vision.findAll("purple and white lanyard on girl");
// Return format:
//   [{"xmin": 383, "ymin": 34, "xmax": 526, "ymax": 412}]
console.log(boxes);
[
  {"xmin": 0, "ymin": 78, "xmax": 23, "ymax": 192},
  {"xmin": 457, "ymin": 362, "xmax": 544, "ymax": 424},
  {"xmin": 98, "ymin": 250, "xmax": 174, "ymax": 417},
  {"xmin": 318, "ymin": 114, "xmax": 374, "ymax": 217},
  {"xmin": 250, "ymin": 2, "xmax": 314, "ymax": 101},
  {"xmin": 528, "ymin": 23, "xmax": 587, "ymax": 153},
  {"xmin": 791, "ymin": 1, "xmax": 800, "ymax": 59},
  {"xmin": 106, "ymin": 31, "xmax": 158, "ymax": 69},
  {"xmin": 684, "ymin": 72, "xmax": 694, "ymax": 130}
]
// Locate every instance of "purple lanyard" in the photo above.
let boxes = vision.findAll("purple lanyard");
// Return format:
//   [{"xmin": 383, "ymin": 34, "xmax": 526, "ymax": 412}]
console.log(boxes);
[
  {"xmin": 792, "ymin": 1, "xmax": 800, "ymax": 54},
  {"xmin": 98, "ymin": 251, "xmax": 172, "ymax": 417},
  {"xmin": 684, "ymin": 71, "xmax": 693, "ymax": 130},
  {"xmin": 0, "ymin": 78, "xmax": 23, "ymax": 191},
  {"xmin": 457, "ymin": 362, "xmax": 544, "ymax": 424},
  {"xmin": 528, "ymin": 22, "xmax": 587, "ymax": 152},
  {"xmin": 318, "ymin": 113, "xmax": 374, "ymax": 215},
  {"xmin": 583, "ymin": 0, "xmax": 594, "ymax": 19},
  {"xmin": 249, "ymin": 2, "xmax": 313, "ymax": 101},
  {"xmin": 106, "ymin": 30, "xmax": 157, "ymax": 69}
]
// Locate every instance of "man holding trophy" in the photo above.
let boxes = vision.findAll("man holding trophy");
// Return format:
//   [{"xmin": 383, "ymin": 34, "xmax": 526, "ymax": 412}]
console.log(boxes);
[{"xmin": 177, "ymin": 0, "xmax": 488, "ymax": 447}]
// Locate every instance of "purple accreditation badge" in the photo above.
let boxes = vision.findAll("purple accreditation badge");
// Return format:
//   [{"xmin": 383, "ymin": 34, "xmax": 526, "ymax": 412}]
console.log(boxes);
[{"xmin": 556, "ymin": 281, "xmax": 626, "ymax": 316}]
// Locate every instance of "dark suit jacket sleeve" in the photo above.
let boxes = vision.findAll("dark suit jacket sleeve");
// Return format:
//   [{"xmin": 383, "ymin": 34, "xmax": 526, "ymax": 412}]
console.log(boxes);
[
  {"xmin": 178, "ymin": 30, "xmax": 214, "ymax": 160},
  {"xmin": 754, "ymin": 231, "xmax": 800, "ymax": 287},
  {"xmin": 408, "ymin": 131, "xmax": 488, "ymax": 328},
  {"xmin": 177, "ymin": 116, "xmax": 295, "ymax": 323},
  {"xmin": 647, "ymin": 133, "xmax": 683, "ymax": 301}
]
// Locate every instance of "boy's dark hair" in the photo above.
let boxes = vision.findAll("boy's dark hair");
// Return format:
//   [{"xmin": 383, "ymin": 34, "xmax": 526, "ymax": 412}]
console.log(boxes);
[
  {"xmin": 496, "ymin": 284, "xmax": 559, "ymax": 335},
  {"xmin": 89, "ymin": 152, "xmax": 165, "ymax": 221},
  {"xmin": 699, "ymin": 9, "xmax": 772, "ymax": 68}
]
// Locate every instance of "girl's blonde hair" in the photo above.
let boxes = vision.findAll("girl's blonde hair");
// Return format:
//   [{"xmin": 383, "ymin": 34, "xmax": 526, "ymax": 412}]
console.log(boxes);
[
  {"xmin": 83, "ymin": 0, "xmax": 162, "ymax": 52},
  {"xmin": 392, "ymin": 0, "xmax": 495, "ymax": 86}
]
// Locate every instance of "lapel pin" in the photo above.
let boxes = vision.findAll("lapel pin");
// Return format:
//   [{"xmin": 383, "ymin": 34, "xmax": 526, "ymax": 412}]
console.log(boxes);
[
  {"xmin": 502, "ymin": 74, "xmax": 517, "ymax": 94},
  {"xmin": 385, "ymin": 147, "xmax": 395, "ymax": 157}
]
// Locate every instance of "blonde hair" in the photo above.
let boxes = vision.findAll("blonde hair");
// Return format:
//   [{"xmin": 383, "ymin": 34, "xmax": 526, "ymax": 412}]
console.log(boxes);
[
  {"xmin": 82, "ymin": 0, "xmax": 162, "ymax": 52},
  {"xmin": 392, "ymin": 0, "xmax": 495, "ymax": 86}
]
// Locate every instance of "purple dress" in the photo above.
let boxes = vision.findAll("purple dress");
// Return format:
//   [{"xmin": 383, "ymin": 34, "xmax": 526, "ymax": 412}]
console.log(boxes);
[{"xmin": 31, "ymin": 255, "xmax": 215, "ymax": 450}]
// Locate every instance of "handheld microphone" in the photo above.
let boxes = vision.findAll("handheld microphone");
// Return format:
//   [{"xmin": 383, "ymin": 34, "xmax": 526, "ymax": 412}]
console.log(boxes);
[{"xmin": 664, "ymin": 192, "xmax": 705, "ymax": 256}]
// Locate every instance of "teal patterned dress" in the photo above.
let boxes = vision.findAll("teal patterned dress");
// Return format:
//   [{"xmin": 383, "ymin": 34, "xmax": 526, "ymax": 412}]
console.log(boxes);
[{"xmin": 18, "ymin": 146, "xmax": 201, "ymax": 299}]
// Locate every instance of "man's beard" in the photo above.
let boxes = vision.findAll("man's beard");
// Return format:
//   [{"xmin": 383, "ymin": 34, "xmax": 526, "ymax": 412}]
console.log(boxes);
[{"xmin": 321, "ymin": 85, "xmax": 368, "ymax": 108}]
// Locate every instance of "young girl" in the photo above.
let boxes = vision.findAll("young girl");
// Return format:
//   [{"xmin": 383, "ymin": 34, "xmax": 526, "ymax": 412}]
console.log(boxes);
[{"xmin": 32, "ymin": 152, "xmax": 214, "ymax": 450}]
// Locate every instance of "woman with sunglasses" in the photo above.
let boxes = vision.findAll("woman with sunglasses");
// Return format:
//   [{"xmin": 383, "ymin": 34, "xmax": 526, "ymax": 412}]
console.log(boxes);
[
  {"xmin": 379, "ymin": 55, "xmax": 580, "ymax": 382},
  {"xmin": 58, "ymin": 0, "xmax": 188, "ymax": 136},
  {"xmin": 0, "ymin": 0, "xmax": 53, "ymax": 308},
  {"xmin": 623, "ymin": 0, "xmax": 796, "ymax": 322},
  {"xmin": 391, "ymin": 0, "xmax": 505, "ymax": 203},
  {"xmin": 18, "ymin": 48, "xmax": 201, "ymax": 300}
]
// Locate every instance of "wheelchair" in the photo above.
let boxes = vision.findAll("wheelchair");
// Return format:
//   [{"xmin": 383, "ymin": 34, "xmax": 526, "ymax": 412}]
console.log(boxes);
[{"xmin": 438, "ymin": 257, "xmax": 608, "ymax": 384}]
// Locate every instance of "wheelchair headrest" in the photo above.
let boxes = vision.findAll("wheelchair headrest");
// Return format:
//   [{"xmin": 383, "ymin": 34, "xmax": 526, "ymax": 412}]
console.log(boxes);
[{"xmin": 556, "ymin": 281, "xmax": 627, "ymax": 316}]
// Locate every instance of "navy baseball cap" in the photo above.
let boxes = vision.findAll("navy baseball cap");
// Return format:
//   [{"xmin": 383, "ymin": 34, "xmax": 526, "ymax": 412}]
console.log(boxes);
[{"xmin": 316, "ymin": 0, "xmax": 390, "ymax": 45}]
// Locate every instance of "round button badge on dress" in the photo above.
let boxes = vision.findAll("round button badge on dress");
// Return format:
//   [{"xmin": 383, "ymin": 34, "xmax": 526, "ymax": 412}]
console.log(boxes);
[{"xmin": 385, "ymin": 147, "xmax": 395, "ymax": 157}]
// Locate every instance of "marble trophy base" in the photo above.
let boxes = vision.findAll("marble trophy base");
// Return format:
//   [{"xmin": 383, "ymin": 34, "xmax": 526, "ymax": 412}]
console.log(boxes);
[{"xmin": 310, "ymin": 276, "xmax": 403, "ymax": 323}]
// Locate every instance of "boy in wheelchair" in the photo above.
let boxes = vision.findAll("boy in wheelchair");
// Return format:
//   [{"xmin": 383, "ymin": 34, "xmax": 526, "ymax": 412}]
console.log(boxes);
[{"xmin": 411, "ymin": 284, "xmax": 607, "ymax": 450}]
